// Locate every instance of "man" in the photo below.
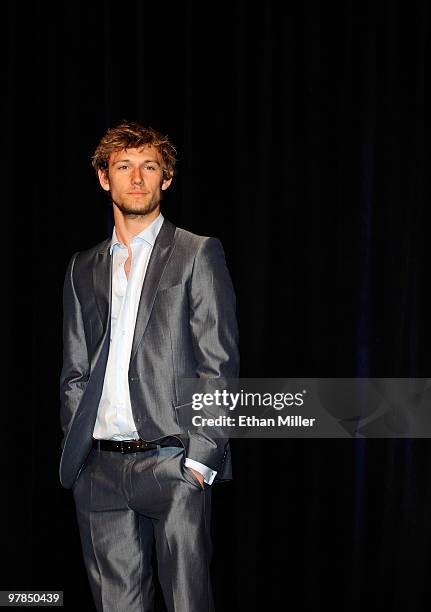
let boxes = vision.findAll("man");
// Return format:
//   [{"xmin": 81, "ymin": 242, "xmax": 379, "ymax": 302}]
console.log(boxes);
[{"xmin": 59, "ymin": 121, "xmax": 239, "ymax": 611}]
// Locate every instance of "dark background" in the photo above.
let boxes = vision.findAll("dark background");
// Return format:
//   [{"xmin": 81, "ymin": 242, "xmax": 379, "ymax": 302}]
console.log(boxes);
[{"xmin": 5, "ymin": 1, "xmax": 431, "ymax": 610}]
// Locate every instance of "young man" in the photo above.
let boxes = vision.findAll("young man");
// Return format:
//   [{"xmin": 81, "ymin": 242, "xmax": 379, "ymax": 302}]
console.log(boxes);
[{"xmin": 59, "ymin": 121, "xmax": 239, "ymax": 611}]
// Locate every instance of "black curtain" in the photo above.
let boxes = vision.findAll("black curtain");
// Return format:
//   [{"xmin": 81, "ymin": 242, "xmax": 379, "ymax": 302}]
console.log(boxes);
[{"xmin": 6, "ymin": 1, "xmax": 431, "ymax": 610}]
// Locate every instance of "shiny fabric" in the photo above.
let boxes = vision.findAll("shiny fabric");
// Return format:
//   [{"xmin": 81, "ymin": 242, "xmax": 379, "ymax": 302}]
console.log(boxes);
[
  {"xmin": 94, "ymin": 213, "xmax": 216, "ymax": 485},
  {"xmin": 60, "ymin": 218, "xmax": 239, "ymax": 610},
  {"xmin": 73, "ymin": 446, "xmax": 213, "ymax": 612},
  {"xmin": 59, "ymin": 219, "xmax": 239, "ymax": 490}
]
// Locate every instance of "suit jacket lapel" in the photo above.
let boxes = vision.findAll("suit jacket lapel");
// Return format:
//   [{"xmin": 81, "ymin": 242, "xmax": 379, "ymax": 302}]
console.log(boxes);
[
  {"xmin": 93, "ymin": 238, "xmax": 112, "ymax": 335},
  {"xmin": 130, "ymin": 218, "xmax": 177, "ymax": 364}
]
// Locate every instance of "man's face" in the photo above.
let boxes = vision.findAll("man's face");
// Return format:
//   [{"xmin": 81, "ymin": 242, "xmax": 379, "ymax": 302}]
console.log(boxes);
[{"xmin": 98, "ymin": 146, "xmax": 172, "ymax": 217}]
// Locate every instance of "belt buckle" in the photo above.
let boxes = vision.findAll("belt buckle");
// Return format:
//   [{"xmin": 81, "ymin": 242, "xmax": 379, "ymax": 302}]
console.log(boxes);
[
  {"xmin": 122, "ymin": 441, "xmax": 135, "ymax": 454},
  {"xmin": 122, "ymin": 440, "xmax": 148, "ymax": 454}
]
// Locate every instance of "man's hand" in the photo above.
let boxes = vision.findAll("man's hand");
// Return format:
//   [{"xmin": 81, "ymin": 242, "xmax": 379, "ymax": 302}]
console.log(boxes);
[{"xmin": 187, "ymin": 467, "xmax": 205, "ymax": 489}]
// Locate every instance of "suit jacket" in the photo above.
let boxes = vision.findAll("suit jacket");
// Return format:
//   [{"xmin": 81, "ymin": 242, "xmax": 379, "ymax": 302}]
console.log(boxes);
[{"xmin": 59, "ymin": 218, "xmax": 239, "ymax": 489}]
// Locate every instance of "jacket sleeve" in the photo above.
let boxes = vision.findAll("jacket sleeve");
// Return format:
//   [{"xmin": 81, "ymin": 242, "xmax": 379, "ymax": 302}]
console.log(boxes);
[
  {"xmin": 185, "ymin": 237, "xmax": 239, "ymax": 469},
  {"xmin": 59, "ymin": 253, "xmax": 90, "ymax": 446}
]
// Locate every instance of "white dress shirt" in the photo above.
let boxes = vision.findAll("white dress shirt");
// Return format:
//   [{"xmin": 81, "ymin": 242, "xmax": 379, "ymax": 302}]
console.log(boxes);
[{"xmin": 93, "ymin": 213, "xmax": 217, "ymax": 485}]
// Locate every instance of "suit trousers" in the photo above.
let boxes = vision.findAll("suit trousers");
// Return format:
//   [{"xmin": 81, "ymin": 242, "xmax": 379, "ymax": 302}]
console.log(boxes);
[{"xmin": 72, "ymin": 445, "xmax": 214, "ymax": 612}]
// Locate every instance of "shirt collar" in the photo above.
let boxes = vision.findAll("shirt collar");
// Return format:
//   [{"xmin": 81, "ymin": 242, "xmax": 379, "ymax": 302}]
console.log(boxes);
[{"xmin": 110, "ymin": 213, "xmax": 164, "ymax": 254}]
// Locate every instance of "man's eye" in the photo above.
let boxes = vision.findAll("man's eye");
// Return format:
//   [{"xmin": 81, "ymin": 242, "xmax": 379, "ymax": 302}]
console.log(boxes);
[
  {"xmin": 144, "ymin": 164, "xmax": 156, "ymax": 171},
  {"xmin": 117, "ymin": 165, "xmax": 128, "ymax": 170}
]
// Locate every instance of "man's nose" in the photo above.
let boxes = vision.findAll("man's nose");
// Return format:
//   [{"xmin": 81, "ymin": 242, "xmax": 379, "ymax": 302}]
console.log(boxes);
[{"xmin": 131, "ymin": 168, "xmax": 144, "ymax": 183}]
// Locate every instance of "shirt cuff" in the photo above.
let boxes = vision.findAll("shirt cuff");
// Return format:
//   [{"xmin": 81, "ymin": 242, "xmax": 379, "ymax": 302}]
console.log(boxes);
[{"xmin": 184, "ymin": 457, "xmax": 217, "ymax": 485}]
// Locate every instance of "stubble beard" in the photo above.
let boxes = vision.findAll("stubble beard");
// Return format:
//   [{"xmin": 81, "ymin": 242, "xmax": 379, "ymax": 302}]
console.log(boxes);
[{"xmin": 112, "ymin": 194, "xmax": 161, "ymax": 219}]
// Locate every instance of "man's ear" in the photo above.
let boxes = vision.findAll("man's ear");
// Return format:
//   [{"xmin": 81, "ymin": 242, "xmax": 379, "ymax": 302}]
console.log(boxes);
[
  {"xmin": 98, "ymin": 169, "xmax": 110, "ymax": 191},
  {"xmin": 161, "ymin": 176, "xmax": 173, "ymax": 191}
]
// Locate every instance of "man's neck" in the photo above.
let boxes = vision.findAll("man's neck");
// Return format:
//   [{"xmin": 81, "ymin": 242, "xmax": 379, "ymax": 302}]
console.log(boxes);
[{"xmin": 113, "ymin": 206, "xmax": 160, "ymax": 247}]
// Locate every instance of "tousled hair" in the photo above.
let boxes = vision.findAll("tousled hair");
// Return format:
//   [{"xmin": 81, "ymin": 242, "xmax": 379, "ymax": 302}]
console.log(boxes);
[{"xmin": 92, "ymin": 121, "xmax": 177, "ymax": 181}]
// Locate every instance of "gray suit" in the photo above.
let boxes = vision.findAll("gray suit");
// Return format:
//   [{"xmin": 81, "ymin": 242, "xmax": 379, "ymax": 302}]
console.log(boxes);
[{"xmin": 59, "ymin": 218, "xmax": 239, "ymax": 611}]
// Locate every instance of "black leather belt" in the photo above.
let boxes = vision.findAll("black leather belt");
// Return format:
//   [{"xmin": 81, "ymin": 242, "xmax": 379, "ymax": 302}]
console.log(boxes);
[{"xmin": 92, "ymin": 437, "xmax": 182, "ymax": 454}]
